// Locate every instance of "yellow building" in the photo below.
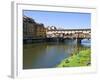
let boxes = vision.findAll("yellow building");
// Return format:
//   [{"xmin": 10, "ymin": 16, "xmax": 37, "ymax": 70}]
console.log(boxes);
[{"xmin": 36, "ymin": 23, "xmax": 46, "ymax": 38}]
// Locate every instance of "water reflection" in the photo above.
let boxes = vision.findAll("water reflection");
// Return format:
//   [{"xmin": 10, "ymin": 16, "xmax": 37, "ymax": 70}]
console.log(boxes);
[{"xmin": 23, "ymin": 39, "xmax": 90, "ymax": 69}]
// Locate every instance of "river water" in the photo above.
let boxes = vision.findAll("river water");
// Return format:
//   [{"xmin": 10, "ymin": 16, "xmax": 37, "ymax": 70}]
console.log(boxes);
[{"xmin": 23, "ymin": 39, "xmax": 91, "ymax": 69}]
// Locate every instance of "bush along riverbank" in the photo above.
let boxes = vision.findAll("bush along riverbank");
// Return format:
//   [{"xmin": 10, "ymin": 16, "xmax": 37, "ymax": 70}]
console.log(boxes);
[{"xmin": 57, "ymin": 49, "xmax": 91, "ymax": 67}]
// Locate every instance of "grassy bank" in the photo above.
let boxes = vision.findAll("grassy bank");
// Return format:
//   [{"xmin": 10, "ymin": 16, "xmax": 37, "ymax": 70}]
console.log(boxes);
[{"xmin": 57, "ymin": 49, "xmax": 91, "ymax": 67}]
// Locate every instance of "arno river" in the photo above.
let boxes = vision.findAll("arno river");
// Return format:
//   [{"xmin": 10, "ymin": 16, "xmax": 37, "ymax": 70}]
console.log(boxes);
[{"xmin": 23, "ymin": 39, "xmax": 90, "ymax": 69}]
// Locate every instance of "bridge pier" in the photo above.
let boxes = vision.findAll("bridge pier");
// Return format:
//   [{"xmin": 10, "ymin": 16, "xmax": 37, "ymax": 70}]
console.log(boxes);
[
  {"xmin": 76, "ymin": 38, "xmax": 81, "ymax": 44},
  {"xmin": 58, "ymin": 38, "xmax": 65, "ymax": 42}
]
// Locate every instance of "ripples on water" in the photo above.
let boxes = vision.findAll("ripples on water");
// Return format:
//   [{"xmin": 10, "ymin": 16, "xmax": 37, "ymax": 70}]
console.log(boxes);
[{"xmin": 23, "ymin": 39, "xmax": 91, "ymax": 69}]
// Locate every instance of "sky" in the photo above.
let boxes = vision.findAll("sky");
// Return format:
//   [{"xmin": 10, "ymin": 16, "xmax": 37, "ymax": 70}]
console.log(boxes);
[{"xmin": 23, "ymin": 10, "xmax": 91, "ymax": 29}]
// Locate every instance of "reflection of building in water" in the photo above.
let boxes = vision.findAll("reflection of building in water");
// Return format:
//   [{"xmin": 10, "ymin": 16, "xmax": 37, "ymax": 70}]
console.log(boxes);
[{"xmin": 23, "ymin": 16, "xmax": 46, "ymax": 39}]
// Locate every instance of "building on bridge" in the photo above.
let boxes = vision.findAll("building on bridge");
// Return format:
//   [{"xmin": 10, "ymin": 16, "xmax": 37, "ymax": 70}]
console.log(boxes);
[{"xmin": 46, "ymin": 28, "xmax": 91, "ymax": 39}]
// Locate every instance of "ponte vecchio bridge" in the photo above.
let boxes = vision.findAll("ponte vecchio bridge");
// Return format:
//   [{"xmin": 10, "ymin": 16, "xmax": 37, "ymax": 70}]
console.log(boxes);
[{"xmin": 46, "ymin": 28, "xmax": 91, "ymax": 43}]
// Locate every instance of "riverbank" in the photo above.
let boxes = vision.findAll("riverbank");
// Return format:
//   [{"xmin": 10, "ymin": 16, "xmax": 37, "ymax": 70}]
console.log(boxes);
[
  {"xmin": 23, "ymin": 38, "xmax": 69, "ymax": 44},
  {"xmin": 57, "ymin": 49, "xmax": 91, "ymax": 67}
]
